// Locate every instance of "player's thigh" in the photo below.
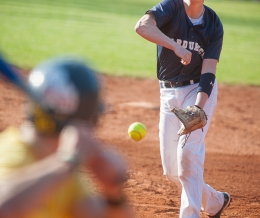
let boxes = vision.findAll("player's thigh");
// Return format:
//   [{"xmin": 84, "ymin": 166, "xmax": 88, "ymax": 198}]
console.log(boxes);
[
  {"xmin": 159, "ymin": 88, "xmax": 182, "ymax": 180},
  {"xmin": 159, "ymin": 111, "xmax": 180, "ymax": 178},
  {"xmin": 159, "ymin": 111, "xmax": 180, "ymax": 148}
]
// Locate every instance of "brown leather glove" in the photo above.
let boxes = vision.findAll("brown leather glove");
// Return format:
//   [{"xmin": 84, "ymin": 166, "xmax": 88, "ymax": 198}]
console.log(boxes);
[{"xmin": 171, "ymin": 105, "xmax": 207, "ymax": 136}]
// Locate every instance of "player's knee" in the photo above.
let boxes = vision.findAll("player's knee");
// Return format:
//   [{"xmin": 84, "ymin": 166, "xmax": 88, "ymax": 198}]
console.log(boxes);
[
  {"xmin": 178, "ymin": 161, "xmax": 194, "ymax": 181},
  {"xmin": 164, "ymin": 173, "xmax": 179, "ymax": 184},
  {"xmin": 178, "ymin": 169, "xmax": 191, "ymax": 181},
  {"xmin": 178, "ymin": 164, "xmax": 200, "ymax": 185},
  {"xmin": 178, "ymin": 148, "xmax": 202, "ymax": 181},
  {"xmin": 164, "ymin": 173, "xmax": 182, "ymax": 190}
]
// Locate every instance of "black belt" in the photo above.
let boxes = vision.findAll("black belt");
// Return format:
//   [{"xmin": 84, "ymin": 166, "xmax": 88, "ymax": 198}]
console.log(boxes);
[{"xmin": 159, "ymin": 79, "xmax": 200, "ymax": 88}]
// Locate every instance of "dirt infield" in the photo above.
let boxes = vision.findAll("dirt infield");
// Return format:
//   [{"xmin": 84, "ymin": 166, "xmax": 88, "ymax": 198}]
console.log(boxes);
[{"xmin": 1, "ymin": 73, "xmax": 260, "ymax": 217}]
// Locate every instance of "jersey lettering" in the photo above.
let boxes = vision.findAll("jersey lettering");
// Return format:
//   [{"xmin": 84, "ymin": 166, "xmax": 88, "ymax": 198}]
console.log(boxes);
[
  {"xmin": 182, "ymin": 40, "xmax": 188, "ymax": 48},
  {"xmin": 176, "ymin": 39, "xmax": 182, "ymax": 45},
  {"xmin": 198, "ymin": 48, "xmax": 205, "ymax": 58},
  {"xmin": 194, "ymin": 43, "xmax": 200, "ymax": 51},
  {"xmin": 173, "ymin": 38, "xmax": 205, "ymax": 58},
  {"xmin": 189, "ymin": 42, "xmax": 194, "ymax": 50}
]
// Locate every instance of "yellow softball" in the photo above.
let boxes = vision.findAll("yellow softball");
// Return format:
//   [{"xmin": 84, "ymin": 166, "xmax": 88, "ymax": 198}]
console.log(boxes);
[{"xmin": 128, "ymin": 122, "xmax": 147, "ymax": 141}]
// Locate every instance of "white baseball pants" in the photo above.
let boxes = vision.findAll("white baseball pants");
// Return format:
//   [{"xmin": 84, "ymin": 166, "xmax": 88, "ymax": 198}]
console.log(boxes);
[{"xmin": 159, "ymin": 81, "xmax": 224, "ymax": 218}]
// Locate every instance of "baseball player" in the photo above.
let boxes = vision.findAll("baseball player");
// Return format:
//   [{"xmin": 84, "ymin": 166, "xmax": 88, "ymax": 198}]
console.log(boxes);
[
  {"xmin": 0, "ymin": 56, "xmax": 133, "ymax": 218},
  {"xmin": 135, "ymin": 0, "xmax": 231, "ymax": 217}
]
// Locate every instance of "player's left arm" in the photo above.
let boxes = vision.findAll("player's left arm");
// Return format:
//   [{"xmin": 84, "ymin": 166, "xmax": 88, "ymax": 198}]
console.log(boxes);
[
  {"xmin": 195, "ymin": 58, "xmax": 218, "ymax": 109},
  {"xmin": 171, "ymin": 58, "xmax": 218, "ymax": 137},
  {"xmin": 194, "ymin": 15, "xmax": 223, "ymax": 109}
]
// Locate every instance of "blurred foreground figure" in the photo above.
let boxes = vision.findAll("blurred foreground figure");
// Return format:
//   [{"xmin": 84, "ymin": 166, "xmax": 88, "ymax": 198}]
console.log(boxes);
[{"xmin": 0, "ymin": 56, "xmax": 133, "ymax": 218}]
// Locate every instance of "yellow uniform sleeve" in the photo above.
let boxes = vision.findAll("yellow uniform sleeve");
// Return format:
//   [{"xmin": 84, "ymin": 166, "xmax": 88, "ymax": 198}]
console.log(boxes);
[{"xmin": 0, "ymin": 127, "xmax": 36, "ymax": 179}]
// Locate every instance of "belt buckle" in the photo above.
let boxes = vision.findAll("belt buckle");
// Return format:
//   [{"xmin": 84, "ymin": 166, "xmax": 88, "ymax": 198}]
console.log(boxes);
[{"xmin": 170, "ymin": 81, "xmax": 177, "ymax": 88}]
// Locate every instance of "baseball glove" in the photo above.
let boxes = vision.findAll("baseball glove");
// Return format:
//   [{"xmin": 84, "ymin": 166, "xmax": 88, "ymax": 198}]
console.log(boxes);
[{"xmin": 171, "ymin": 105, "xmax": 207, "ymax": 136}]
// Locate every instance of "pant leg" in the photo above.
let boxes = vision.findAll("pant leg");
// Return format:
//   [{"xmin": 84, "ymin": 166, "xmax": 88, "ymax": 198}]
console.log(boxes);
[
  {"xmin": 200, "ymin": 82, "xmax": 224, "ymax": 215},
  {"xmin": 159, "ymin": 83, "xmax": 224, "ymax": 218},
  {"xmin": 159, "ymin": 87, "xmax": 182, "ymax": 190},
  {"xmin": 177, "ymin": 82, "xmax": 223, "ymax": 217}
]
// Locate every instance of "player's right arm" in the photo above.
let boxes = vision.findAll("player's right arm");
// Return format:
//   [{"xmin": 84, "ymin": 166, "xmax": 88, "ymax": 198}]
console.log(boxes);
[{"xmin": 135, "ymin": 13, "xmax": 191, "ymax": 65}]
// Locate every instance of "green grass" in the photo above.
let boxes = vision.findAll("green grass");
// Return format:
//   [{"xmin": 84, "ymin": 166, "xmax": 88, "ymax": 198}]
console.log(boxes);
[
  {"xmin": 0, "ymin": 0, "xmax": 259, "ymax": 85},
  {"xmin": 206, "ymin": 0, "xmax": 260, "ymax": 85}
]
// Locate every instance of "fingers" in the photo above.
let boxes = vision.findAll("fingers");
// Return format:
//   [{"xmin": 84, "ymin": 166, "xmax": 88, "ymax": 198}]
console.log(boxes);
[
  {"xmin": 174, "ymin": 43, "xmax": 192, "ymax": 65},
  {"xmin": 59, "ymin": 125, "xmax": 80, "ymax": 155},
  {"xmin": 58, "ymin": 122, "xmax": 99, "ymax": 165},
  {"xmin": 180, "ymin": 53, "xmax": 191, "ymax": 65},
  {"xmin": 181, "ymin": 59, "xmax": 188, "ymax": 65}
]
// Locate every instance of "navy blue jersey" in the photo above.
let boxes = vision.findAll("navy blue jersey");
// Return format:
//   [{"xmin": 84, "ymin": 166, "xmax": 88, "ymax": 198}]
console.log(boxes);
[{"xmin": 147, "ymin": 0, "xmax": 224, "ymax": 82}]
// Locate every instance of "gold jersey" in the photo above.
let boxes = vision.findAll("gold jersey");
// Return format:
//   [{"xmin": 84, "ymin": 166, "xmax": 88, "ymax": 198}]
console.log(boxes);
[{"xmin": 0, "ymin": 127, "xmax": 93, "ymax": 218}]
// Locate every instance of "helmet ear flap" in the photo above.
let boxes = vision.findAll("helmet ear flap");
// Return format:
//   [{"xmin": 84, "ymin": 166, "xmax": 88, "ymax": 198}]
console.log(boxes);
[
  {"xmin": 28, "ymin": 103, "xmax": 70, "ymax": 135},
  {"xmin": 28, "ymin": 104, "xmax": 57, "ymax": 134}
]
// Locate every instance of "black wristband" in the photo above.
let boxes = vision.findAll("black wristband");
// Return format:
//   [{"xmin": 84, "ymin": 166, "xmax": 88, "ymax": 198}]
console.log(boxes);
[
  {"xmin": 197, "ymin": 73, "xmax": 216, "ymax": 97},
  {"xmin": 194, "ymin": 105, "xmax": 202, "ymax": 110}
]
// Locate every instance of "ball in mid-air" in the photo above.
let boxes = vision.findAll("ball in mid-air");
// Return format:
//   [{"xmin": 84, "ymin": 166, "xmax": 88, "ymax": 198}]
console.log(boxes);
[{"xmin": 128, "ymin": 122, "xmax": 146, "ymax": 141}]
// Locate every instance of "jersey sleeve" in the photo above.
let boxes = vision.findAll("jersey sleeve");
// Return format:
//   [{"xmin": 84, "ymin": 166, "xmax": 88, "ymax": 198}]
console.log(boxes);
[
  {"xmin": 0, "ymin": 127, "xmax": 36, "ymax": 179},
  {"xmin": 203, "ymin": 18, "xmax": 224, "ymax": 61},
  {"xmin": 146, "ymin": 0, "xmax": 177, "ymax": 29}
]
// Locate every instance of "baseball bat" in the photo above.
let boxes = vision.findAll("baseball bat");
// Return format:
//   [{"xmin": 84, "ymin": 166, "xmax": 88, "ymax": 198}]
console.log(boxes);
[{"xmin": 0, "ymin": 55, "xmax": 48, "ymax": 110}]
